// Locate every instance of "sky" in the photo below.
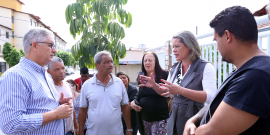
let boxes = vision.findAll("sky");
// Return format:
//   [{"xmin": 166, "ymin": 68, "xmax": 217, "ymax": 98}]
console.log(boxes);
[{"xmin": 21, "ymin": 0, "xmax": 269, "ymax": 50}]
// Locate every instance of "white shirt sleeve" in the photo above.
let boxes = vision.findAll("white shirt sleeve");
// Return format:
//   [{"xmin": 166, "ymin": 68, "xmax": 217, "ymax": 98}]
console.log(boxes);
[
  {"xmin": 202, "ymin": 63, "xmax": 217, "ymax": 104},
  {"xmin": 80, "ymin": 82, "xmax": 89, "ymax": 108}
]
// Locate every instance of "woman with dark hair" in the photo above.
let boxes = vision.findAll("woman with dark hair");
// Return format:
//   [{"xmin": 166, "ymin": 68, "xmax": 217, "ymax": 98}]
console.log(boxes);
[
  {"xmin": 66, "ymin": 79, "xmax": 87, "ymax": 135},
  {"xmin": 130, "ymin": 52, "xmax": 169, "ymax": 135},
  {"xmin": 138, "ymin": 31, "xmax": 217, "ymax": 135},
  {"xmin": 116, "ymin": 71, "xmax": 138, "ymax": 135}
]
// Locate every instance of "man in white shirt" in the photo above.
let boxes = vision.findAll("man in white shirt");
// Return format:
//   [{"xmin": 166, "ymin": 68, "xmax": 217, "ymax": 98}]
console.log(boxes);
[
  {"xmin": 47, "ymin": 56, "xmax": 79, "ymax": 135},
  {"xmin": 79, "ymin": 51, "xmax": 132, "ymax": 135}
]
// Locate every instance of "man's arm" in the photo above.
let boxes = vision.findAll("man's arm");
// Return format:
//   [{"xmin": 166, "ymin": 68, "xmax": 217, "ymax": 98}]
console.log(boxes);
[
  {"xmin": 42, "ymin": 103, "xmax": 73, "ymax": 126},
  {"xmin": 78, "ymin": 107, "xmax": 88, "ymax": 135},
  {"xmin": 121, "ymin": 104, "xmax": 132, "ymax": 135},
  {"xmin": 73, "ymin": 110, "xmax": 79, "ymax": 135},
  {"xmin": 0, "ymin": 73, "xmax": 71, "ymax": 134},
  {"xmin": 183, "ymin": 104, "xmax": 209, "ymax": 135},
  {"xmin": 195, "ymin": 101, "xmax": 259, "ymax": 135}
]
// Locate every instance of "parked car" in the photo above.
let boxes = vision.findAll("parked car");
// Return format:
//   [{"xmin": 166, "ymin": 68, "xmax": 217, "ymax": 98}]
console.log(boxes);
[{"xmin": 66, "ymin": 68, "xmax": 75, "ymax": 75}]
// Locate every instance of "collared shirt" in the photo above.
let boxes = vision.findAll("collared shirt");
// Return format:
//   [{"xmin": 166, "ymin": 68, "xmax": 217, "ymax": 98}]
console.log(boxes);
[
  {"xmin": 80, "ymin": 73, "xmax": 129, "ymax": 135},
  {"xmin": 0, "ymin": 57, "xmax": 64, "ymax": 135}
]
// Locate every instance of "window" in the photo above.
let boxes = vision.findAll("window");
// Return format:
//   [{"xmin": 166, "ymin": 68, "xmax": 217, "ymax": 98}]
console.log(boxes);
[
  {"xmin": 0, "ymin": 62, "xmax": 6, "ymax": 73},
  {"xmin": 12, "ymin": 16, "xmax": 14, "ymax": 23},
  {"xmin": 6, "ymin": 32, "xmax": 9, "ymax": 39},
  {"xmin": 12, "ymin": 31, "xmax": 14, "ymax": 38},
  {"xmin": 0, "ymin": 45, "xmax": 1, "ymax": 53},
  {"xmin": 30, "ymin": 19, "xmax": 32, "ymax": 26},
  {"xmin": 34, "ymin": 22, "xmax": 36, "ymax": 27}
]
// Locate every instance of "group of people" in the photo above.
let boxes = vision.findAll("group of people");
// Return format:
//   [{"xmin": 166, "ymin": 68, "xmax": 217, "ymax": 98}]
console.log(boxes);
[{"xmin": 0, "ymin": 5, "xmax": 270, "ymax": 135}]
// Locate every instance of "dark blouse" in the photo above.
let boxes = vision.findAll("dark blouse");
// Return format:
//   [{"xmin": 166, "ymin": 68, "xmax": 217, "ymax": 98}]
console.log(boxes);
[
  {"xmin": 136, "ymin": 70, "xmax": 169, "ymax": 122},
  {"xmin": 122, "ymin": 84, "xmax": 138, "ymax": 126}
]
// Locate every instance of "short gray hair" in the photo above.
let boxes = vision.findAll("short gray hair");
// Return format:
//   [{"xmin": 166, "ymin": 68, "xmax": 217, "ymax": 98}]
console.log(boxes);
[
  {"xmin": 172, "ymin": 31, "xmax": 201, "ymax": 62},
  {"xmin": 48, "ymin": 56, "xmax": 63, "ymax": 70},
  {"xmin": 94, "ymin": 51, "xmax": 112, "ymax": 64},
  {"xmin": 23, "ymin": 27, "xmax": 54, "ymax": 54}
]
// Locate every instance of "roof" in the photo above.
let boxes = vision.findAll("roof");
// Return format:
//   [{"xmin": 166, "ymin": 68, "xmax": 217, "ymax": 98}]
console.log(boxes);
[
  {"xmin": 0, "ymin": 24, "xmax": 12, "ymax": 30},
  {"xmin": 119, "ymin": 60, "xmax": 142, "ymax": 65},
  {"xmin": 17, "ymin": 0, "xmax": 25, "ymax": 5},
  {"xmin": 0, "ymin": 5, "xmax": 67, "ymax": 43}
]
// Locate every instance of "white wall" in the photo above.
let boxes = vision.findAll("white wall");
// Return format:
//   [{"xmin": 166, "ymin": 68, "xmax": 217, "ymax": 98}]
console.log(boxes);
[
  {"xmin": 14, "ymin": 12, "xmax": 31, "ymax": 51},
  {"xmin": 0, "ymin": 26, "xmax": 12, "ymax": 54},
  {"xmin": 0, "ymin": 7, "xmax": 12, "ymax": 29}
]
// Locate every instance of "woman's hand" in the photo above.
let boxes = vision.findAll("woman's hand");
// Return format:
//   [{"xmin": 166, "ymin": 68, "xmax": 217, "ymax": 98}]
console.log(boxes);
[
  {"xmin": 159, "ymin": 79, "xmax": 183, "ymax": 96},
  {"xmin": 130, "ymin": 100, "xmax": 142, "ymax": 112},
  {"xmin": 138, "ymin": 73, "xmax": 156, "ymax": 88}
]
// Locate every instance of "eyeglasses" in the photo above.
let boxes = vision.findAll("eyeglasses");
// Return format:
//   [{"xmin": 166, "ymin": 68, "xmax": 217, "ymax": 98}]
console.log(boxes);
[{"xmin": 30, "ymin": 42, "xmax": 56, "ymax": 49}]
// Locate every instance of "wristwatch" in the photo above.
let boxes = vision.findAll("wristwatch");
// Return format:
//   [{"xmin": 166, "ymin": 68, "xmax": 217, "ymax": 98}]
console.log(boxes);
[{"xmin": 126, "ymin": 129, "xmax": 133, "ymax": 132}]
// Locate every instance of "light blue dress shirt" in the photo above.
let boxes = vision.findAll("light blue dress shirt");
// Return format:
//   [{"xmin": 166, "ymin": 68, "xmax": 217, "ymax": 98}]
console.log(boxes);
[{"xmin": 0, "ymin": 57, "xmax": 64, "ymax": 135}]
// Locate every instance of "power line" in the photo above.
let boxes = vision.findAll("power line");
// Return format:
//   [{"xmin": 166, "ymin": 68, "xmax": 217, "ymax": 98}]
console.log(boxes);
[{"xmin": 0, "ymin": 15, "xmax": 30, "ymax": 22}]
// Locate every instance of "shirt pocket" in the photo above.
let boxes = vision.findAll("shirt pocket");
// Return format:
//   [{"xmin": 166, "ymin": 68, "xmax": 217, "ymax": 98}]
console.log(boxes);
[
  {"xmin": 88, "ymin": 92, "xmax": 98, "ymax": 109},
  {"xmin": 109, "ymin": 92, "xmax": 122, "ymax": 108}
]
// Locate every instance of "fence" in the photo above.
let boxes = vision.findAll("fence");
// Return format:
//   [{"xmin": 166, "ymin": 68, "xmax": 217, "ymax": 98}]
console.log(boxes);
[{"xmin": 193, "ymin": 15, "xmax": 270, "ymax": 87}]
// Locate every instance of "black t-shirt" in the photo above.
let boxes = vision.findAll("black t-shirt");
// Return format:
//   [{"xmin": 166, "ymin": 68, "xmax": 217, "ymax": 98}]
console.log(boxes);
[
  {"xmin": 122, "ymin": 84, "xmax": 138, "ymax": 127},
  {"xmin": 202, "ymin": 56, "xmax": 270, "ymax": 134},
  {"xmin": 137, "ymin": 71, "xmax": 169, "ymax": 122}
]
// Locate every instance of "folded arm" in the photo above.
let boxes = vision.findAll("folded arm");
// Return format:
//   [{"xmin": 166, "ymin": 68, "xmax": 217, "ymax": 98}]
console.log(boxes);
[{"xmin": 195, "ymin": 101, "xmax": 259, "ymax": 135}]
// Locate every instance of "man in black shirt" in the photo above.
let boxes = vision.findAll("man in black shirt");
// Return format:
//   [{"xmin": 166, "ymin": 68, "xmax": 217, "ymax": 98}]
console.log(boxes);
[{"xmin": 184, "ymin": 6, "xmax": 270, "ymax": 135}]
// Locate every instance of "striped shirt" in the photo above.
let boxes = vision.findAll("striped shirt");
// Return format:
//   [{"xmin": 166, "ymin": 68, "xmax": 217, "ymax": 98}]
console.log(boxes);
[{"xmin": 0, "ymin": 57, "xmax": 64, "ymax": 135}]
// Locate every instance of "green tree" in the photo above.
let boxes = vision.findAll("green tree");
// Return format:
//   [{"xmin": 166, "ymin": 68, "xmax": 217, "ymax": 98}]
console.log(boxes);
[
  {"xmin": 2, "ymin": 42, "xmax": 12, "ymax": 61},
  {"xmin": 19, "ymin": 49, "xmax": 25, "ymax": 57},
  {"xmin": 65, "ymin": 0, "xmax": 132, "ymax": 68},
  {"xmin": 7, "ymin": 48, "xmax": 21, "ymax": 67},
  {"xmin": 56, "ymin": 51, "xmax": 71, "ymax": 66}
]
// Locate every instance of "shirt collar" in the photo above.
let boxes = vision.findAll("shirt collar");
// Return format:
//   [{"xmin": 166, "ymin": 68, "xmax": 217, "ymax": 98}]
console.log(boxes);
[
  {"xmin": 91, "ymin": 73, "xmax": 118, "ymax": 84},
  {"xmin": 20, "ymin": 57, "xmax": 45, "ymax": 73}
]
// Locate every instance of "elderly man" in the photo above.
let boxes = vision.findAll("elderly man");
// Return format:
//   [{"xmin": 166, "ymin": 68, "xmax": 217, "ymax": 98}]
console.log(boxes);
[
  {"xmin": 184, "ymin": 6, "xmax": 270, "ymax": 135},
  {"xmin": 0, "ymin": 28, "xmax": 73, "ymax": 135},
  {"xmin": 79, "ymin": 51, "xmax": 132, "ymax": 135},
  {"xmin": 47, "ymin": 56, "xmax": 79, "ymax": 135}
]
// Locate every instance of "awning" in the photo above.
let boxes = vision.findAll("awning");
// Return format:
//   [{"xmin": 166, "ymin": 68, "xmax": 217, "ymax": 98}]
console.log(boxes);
[{"xmin": 119, "ymin": 60, "xmax": 142, "ymax": 65}]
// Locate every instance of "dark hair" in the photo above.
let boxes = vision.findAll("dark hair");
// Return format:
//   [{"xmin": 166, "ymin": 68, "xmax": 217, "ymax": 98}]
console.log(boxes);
[
  {"xmin": 116, "ymin": 71, "xmax": 130, "ymax": 84},
  {"xmin": 210, "ymin": 6, "xmax": 258, "ymax": 44},
  {"xmin": 141, "ymin": 52, "xmax": 166, "ymax": 84},
  {"xmin": 80, "ymin": 67, "xmax": 89, "ymax": 74},
  {"xmin": 66, "ymin": 79, "xmax": 78, "ymax": 92}
]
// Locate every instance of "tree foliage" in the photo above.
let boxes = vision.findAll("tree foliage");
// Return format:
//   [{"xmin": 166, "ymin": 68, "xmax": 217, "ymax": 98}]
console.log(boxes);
[
  {"xmin": 2, "ymin": 42, "xmax": 21, "ymax": 67},
  {"xmin": 65, "ymin": 0, "xmax": 132, "ymax": 68},
  {"xmin": 8, "ymin": 48, "xmax": 21, "ymax": 67},
  {"xmin": 19, "ymin": 49, "xmax": 25, "ymax": 57},
  {"xmin": 56, "ymin": 51, "xmax": 71, "ymax": 66},
  {"xmin": 3, "ymin": 42, "xmax": 12, "ymax": 60}
]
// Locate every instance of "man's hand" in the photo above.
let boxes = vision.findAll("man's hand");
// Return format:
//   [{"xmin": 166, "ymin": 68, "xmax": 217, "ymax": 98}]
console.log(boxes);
[
  {"xmin": 183, "ymin": 119, "xmax": 197, "ymax": 135},
  {"xmin": 130, "ymin": 100, "xmax": 142, "ymax": 112},
  {"xmin": 126, "ymin": 131, "xmax": 132, "ymax": 135},
  {"xmin": 54, "ymin": 103, "xmax": 73, "ymax": 119},
  {"xmin": 59, "ymin": 92, "xmax": 72, "ymax": 105}
]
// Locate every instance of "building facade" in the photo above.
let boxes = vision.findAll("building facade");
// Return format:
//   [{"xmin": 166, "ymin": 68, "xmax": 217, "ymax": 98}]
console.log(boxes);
[{"xmin": 0, "ymin": 0, "xmax": 67, "ymax": 73}]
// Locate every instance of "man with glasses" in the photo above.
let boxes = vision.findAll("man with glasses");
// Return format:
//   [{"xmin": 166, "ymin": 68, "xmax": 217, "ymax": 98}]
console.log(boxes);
[
  {"xmin": 47, "ymin": 56, "xmax": 79, "ymax": 135},
  {"xmin": 0, "ymin": 28, "xmax": 73, "ymax": 135},
  {"xmin": 79, "ymin": 51, "xmax": 132, "ymax": 135}
]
